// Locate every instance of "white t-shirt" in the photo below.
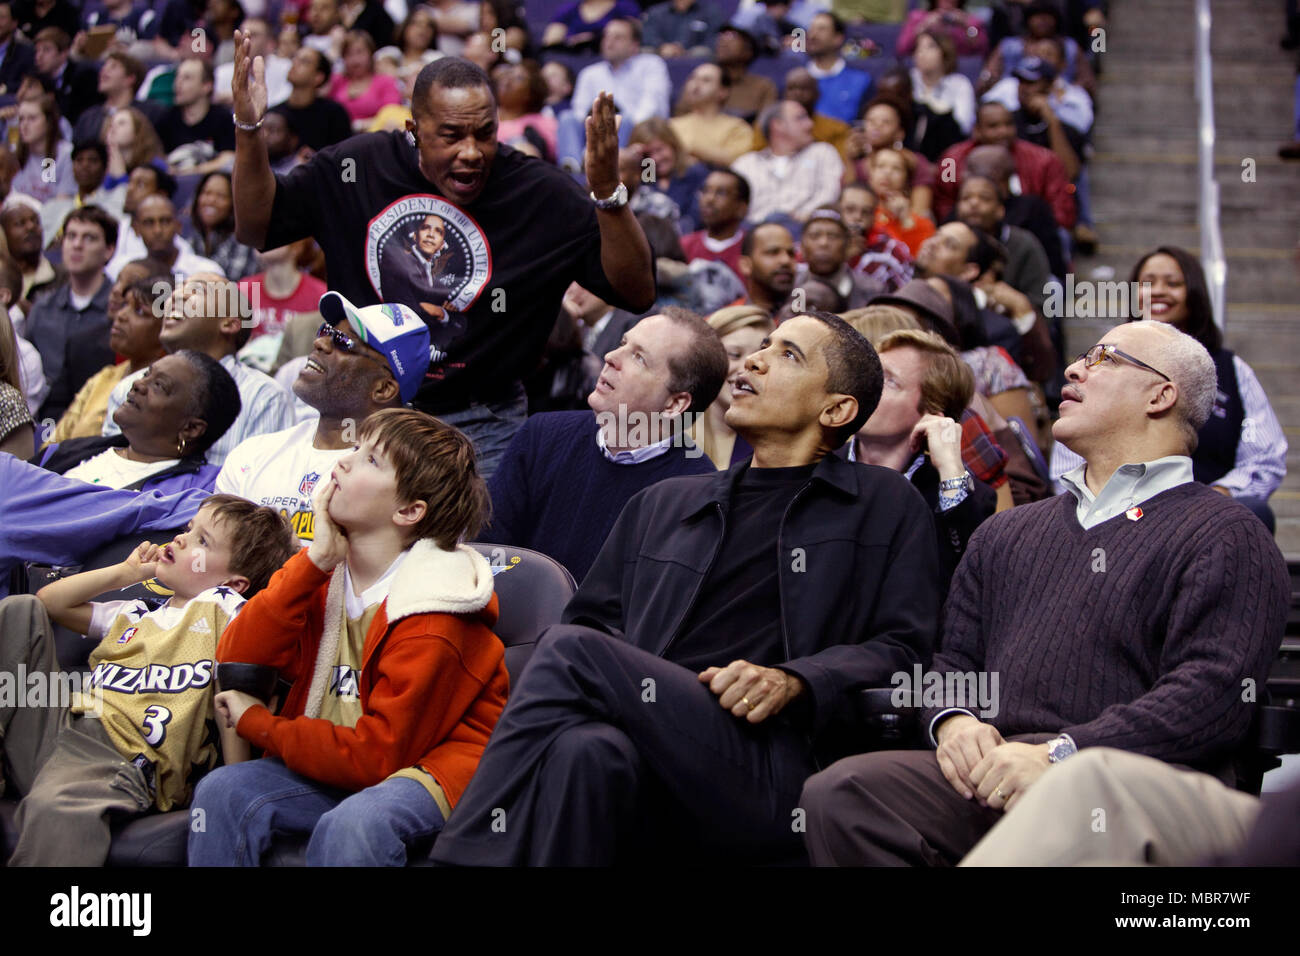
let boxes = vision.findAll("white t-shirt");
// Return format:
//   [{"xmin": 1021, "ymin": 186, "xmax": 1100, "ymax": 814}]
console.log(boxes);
[
  {"xmin": 64, "ymin": 448, "xmax": 179, "ymax": 489},
  {"xmin": 215, "ymin": 419, "xmax": 347, "ymax": 547}
]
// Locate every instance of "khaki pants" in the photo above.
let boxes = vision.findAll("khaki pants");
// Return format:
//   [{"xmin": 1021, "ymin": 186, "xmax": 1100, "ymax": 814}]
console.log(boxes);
[
  {"xmin": 1, "ymin": 595, "xmax": 152, "ymax": 866},
  {"xmin": 960, "ymin": 748, "xmax": 1261, "ymax": 866}
]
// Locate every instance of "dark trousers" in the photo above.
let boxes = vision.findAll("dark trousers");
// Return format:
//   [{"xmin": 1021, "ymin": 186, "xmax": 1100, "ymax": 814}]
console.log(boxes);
[
  {"xmin": 431, "ymin": 625, "xmax": 818, "ymax": 866},
  {"xmin": 801, "ymin": 733, "xmax": 1054, "ymax": 866}
]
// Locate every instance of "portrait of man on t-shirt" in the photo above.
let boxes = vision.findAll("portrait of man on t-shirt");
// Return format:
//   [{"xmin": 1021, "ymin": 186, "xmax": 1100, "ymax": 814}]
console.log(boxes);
[{"xmin": 376, "ymin": 212, "xmax": 470, "ymax": 352}]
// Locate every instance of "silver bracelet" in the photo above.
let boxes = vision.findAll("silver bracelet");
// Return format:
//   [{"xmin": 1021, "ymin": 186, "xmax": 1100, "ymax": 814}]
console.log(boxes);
[{"xmin": 233, "ymin": 112, "xmax": 265, "ymax": 132}]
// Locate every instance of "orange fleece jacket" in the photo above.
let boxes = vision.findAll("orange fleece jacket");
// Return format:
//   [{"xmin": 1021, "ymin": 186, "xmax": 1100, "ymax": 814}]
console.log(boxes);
[{"xmin": 218, "ymin": 547, "xmax": 508, "ymax": 808}]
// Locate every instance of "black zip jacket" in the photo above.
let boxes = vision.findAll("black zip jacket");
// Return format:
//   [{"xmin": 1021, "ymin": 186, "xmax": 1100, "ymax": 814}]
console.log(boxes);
[{"xmin": 562, "ymin": 451, "xmax": 942, "ymax": 761}]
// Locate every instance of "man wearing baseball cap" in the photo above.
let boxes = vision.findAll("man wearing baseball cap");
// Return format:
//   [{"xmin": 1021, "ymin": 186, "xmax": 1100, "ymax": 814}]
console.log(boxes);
[{"xmin": 214, "ymin": 292, "xmax": 428, "ymax": 548}]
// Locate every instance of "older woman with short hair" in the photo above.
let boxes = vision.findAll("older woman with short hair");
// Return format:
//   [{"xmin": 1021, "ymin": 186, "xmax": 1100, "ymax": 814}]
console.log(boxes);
[{"xmin": 692, "ymin": 305, "xmax": 774, "ymax": 469}]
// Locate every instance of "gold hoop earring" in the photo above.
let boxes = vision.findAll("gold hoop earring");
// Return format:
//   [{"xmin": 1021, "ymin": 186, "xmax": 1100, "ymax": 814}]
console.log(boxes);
[{"xmin": 177, "ymin": 435, "xmax": 187, "ymax": 457}]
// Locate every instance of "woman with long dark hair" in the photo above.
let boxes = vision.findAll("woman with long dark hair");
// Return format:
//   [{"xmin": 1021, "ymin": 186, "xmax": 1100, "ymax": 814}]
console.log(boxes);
[
  {"xmin": 1049, "ymin": 246, "xmax": 1286, "ymax": 531},
  {"xmin": 187, "ymin": 172, "xmax": 259, "ymax": 280}
]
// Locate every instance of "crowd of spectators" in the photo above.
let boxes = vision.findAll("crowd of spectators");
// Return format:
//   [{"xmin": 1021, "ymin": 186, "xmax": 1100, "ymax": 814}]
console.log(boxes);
[{"xmin": 0, "ymin": 0, "xmax": 1294, "ymax": 870}]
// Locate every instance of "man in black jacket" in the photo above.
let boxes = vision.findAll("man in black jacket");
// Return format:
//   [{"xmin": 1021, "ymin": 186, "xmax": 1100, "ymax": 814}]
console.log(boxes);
[
  {"xmin": 432, "ymin": 312, "xmax": 943, "ymax": 866},
  {"xmin": 0, "ymin": 2, "xmax": 34, "ymax": 96}
]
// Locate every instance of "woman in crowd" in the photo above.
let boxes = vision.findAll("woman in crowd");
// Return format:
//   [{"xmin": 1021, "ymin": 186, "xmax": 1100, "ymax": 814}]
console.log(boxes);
[
  {"xmin": 693, "ymin": 305, "xmax": 773, "ymax": 469},
  {"xmin": 328, "ymin": 31, "xmax": 404, "ymax": 127},
  {"xmin": 101, "ymin": 107, "xmax": 166, "ymax": 191},
  {"xmin": 541, "ymin": 0, "xmax": 640, "ymax": 52},
  {"xmin": 11, "ymin": 95, "xmax": 75, "ymax": 204},
  {"xmin": 849, "ymin": 97, "xmax": 934, "ymax": 220},
  {"xmin": 1051, "ymin": 246, "xmax": 1288, "ymax": 532},
  {"xmin": 31, "ymin": 350, "xmax": 239, "ymax": 495},
  {"xmin": 186, "ymin": 172, "xmax": 259, "ymax": 280},
  {"xmin": 46, "ymin": 266, "xmax": 169, "ymax": 444},
  {"xmin": 910, "ymin": 29, "xmax": 976, "ymax": 137},
  {"xmin": 495, "ymin": 60, "xmax": 556, "ymax": 161},
  {"xmin": 866, "ymin": 146, "xmax": 935, "ymax": 255},
  {"xmin": 377, "ymin": 6, "xmax": 444, "ymax": 98},
  {"xmin": 897, "ymin": 0, "xmax": 988, "ymax": 58},
  {"xmin": 0, "ymin": 308, "xmax": 34, "ymax": 458},
  {"xmin": 541, "ymin": 60, "xmax": 574, "ymax": 114},
  {"xmin": 627, "ymin": 119, "xmax": 711, "ymax": 232},
  {"xmin": 481, "ymin": 0, "xmax": 531, "ymax": 56}
]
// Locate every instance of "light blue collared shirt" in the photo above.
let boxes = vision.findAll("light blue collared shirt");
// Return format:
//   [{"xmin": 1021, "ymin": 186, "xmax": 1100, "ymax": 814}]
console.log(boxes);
[
  {"xmin": 595, "ymin": 425, "xmax": 673, "ymax": 465},
  {"xmin": 1058, "ymin": 454, "xmax": 1194, "ymax": 529}
]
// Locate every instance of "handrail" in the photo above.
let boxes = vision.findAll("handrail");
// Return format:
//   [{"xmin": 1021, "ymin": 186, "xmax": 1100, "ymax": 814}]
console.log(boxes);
[{"xmin": 1194, "ymin": 0, "xmax": 1227, "ymax": 330}]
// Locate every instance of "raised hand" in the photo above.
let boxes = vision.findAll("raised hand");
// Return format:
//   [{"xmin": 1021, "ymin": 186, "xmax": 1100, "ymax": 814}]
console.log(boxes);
[
  {"xmin": 122, "ymin": 541, "xmax": 164, "ymax": 582},
  {"xmin": 232, "ymin": 28, "xmax": 268, "ymax": 126},
  {"xmin": 307, "ymin": 480, "xmax": 350, "ymax": 573},
  {"xmin": 584, "ymin": 91, "xmax": 622, "ymax": 200}
]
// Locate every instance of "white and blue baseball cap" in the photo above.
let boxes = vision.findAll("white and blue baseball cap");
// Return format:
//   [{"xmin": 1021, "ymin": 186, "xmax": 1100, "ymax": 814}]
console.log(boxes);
[{"xmin": 319, "ymin": 291, "xmax": 432, "ymax": 403}]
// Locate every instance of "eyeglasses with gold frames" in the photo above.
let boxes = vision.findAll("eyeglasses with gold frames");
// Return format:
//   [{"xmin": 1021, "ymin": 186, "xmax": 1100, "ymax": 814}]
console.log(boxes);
[{"xmin": 1074, "ymin": 344, "xmax": 1171, "ymax": 382}]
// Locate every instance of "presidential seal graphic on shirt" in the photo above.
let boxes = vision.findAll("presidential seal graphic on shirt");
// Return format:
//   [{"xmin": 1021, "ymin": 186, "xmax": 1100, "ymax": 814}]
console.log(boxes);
[{"xmin": 367, "ymin": 196, "xmax": 491, "ymax": 357}]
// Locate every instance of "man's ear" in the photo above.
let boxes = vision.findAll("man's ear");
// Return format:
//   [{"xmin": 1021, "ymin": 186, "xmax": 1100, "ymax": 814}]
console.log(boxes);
[
  {"xmin": 1148, "ymin": 380, "xmax": 1179, "ymax": 417},
  {"xmin": 217, "ymin": 313, "xmax": 242, "ymax": 340},
  {"xmin": 662, "ymin": 390, "xmax": 691, "ymax": 419},
  {"xmin": 961, "ymin": 262, "xmax": 980, "ymax": 284},
  {"xmin": 371, "ymin": 373, "xmax": 401, "ymax": 407},
  {"xmin": 820, "ymin": 393, "xmax": 859, "ymax": 436},
  {"xmin": 393, "ymin": 499, "xmax": 427, "ymax": 533},
  {"xmin": 738, "ymin": 254, "xmax": 753, "ymax": 280}
]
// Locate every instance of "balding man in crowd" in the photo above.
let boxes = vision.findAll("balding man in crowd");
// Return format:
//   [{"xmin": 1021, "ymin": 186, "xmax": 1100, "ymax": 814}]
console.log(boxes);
[
  {"xmin": 433, "ymin": 312, "xmax": 941, "ymax": 865},
  {"xmin": 482, "ymin": 308, "xmax": 726, "ymax": 580},
  {"xmin": 801, "ymin": 321, "xmax": 1289, "ymax": 866},
  {"xmin": 733, "ymin": 100, "xmax": 843, "ymax": 224},
  {"xmin": 102, "ymin": 274, "xmax": 294, "ymax": 466}
]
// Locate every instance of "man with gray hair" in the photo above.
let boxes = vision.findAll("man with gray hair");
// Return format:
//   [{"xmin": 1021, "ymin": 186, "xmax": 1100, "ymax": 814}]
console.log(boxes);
[
  {"xmin": 800, "ymin": 320, "xmax": 1290, "ymax": 866},
  {"xmin": 732, "ymin": 100, "xmax": 842, "ymax": 224}
]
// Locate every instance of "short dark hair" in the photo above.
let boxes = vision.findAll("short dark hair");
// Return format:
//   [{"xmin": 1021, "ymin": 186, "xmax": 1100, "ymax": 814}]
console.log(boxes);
[
  {"xmin": 104, "ymin": 51, "xmax": 147, "ymax": 91},
  {"xmin": 306, "ymin": 48, "xmax": 331, "ymax": 85},
  {"xmin": 1128, "ymin": 246, "xmax": 1221, "ymax": 352},
  {"xmin": 966, "ymin": 226, "xmax": 1007, "ymax": 277},
  {"xmin": 63, "ymin": 204, "xmax": 119, "ymax": 249},
  {"xmin": 33, "ymin": 26, "xmax": 71, "ymax": 51},
  {"xmin": 72, "ymin": 139, "xmax": 107, "ymax": 165},
  {"xmin": 658, "ymin": 306, "xmax": 728, "ymax": 415},
  {"xmin": 179, "ymin": 54, "xmax": 215, "ymax": 89},
  {"xmin": 130, "ymin": 161, "xmax": 178, "ymax": 199},
  {"xmin": 741, "ymin": 221, "xmax": 790, "ymax": 258},
  {"xmin": 800, "ymin": 309, "xmax": 884, "ymax": 446},
  {"xmin": 710, "ymin": 167, "xmax": 750, "ymax": 205},
  {"xmin": 815, "ymin": 11, "xmax": 846, "ymax": 37},
  {"xmin": 603, "ymin": 16, "xmax": 641, "ymax": 44},
  {"xmin": 174, "ymin": 349, "xmax": 241, "ymax": 456},
  {"xmin": 359, "ymin": 408, "xmax": 490, "ymax": 549},
  {"xmin": 412, "ymin": 57, "xmax": 493, "ymax": 117},
  {"xmin": 200, "ymin": 494, "xmax": 295, "ymax": 596}
]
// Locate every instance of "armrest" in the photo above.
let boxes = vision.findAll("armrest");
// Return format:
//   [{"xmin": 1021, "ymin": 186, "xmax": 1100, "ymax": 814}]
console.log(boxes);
[
  {"xmin": 857, "ymin": 687, "xmax": 919, "ymax": 748},
  {"xmin": 216, "ymin": 662, "xmax": 280, "ymax": 703},
  {"xmin": 1254, "ymin": 704, "xmax": 1300, "ymax": 757}
]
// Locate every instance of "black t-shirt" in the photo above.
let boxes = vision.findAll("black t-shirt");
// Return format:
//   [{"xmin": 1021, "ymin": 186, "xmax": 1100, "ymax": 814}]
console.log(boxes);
[
  {"xmin": 266, "ymin": 132, "xmax": 633, "ymax": 413},
  {"xmin": 666, "ymin": 463, "xmax": 818, "ymax": 674},
  {"xmin": 271, "ymin": 98, "xmax": 354, "ymax": 153},
  {"xmin": 1014, "ymin": 107, "xmax": 1089, "ymax": 157},
  {"xmin": 157, "ymin": 104, "xmax": 236, "ymax": 154}
]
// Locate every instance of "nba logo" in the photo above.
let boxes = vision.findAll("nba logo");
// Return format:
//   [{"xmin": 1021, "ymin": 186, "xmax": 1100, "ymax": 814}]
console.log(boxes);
[
  {"xmin": 299, "ymin": 472, "xmax": 320, "ymax": 497},
  {"xmin": 118, "ymin": 626, "xmax": 138, "ymax": 644}
]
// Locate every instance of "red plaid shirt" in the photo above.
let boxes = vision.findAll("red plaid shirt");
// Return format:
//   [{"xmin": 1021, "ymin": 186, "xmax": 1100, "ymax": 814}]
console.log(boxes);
[{"xmin": 961, "ymin": 409, "xmax": 1009, "ymax": 489}]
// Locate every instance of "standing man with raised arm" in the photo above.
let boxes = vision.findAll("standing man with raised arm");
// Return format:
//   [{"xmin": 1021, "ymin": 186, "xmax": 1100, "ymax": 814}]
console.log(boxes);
[{"xmin": 229, "ymin": 33, "xmax": 656, "ymax": 476}]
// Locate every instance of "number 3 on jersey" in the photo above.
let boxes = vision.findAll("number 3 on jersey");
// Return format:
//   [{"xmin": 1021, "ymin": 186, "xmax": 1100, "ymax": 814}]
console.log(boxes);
[{"xmin": 142, "ymin": 705, "xmax": 173, "ymax": 745}]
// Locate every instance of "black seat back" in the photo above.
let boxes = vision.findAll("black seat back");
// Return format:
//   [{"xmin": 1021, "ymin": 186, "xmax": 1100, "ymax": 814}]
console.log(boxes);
[{"xmin": 468, "ymin": 542, "xmax": 577, "ymax": 686}]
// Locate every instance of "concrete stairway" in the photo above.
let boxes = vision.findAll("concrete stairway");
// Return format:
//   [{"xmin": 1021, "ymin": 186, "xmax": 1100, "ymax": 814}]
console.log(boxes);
[{"xmin": 1069, "ymin": 0, "xmax": 1300, "ymax": 557}]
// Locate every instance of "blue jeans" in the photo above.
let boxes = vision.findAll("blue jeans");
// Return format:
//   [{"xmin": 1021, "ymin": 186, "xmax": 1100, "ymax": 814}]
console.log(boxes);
[
  {"xmin": 187, "ymin": 758, "xmax": 444, "ymax": 866},
  {"xmin": 435, "ymin": 382, "xmax": 529, "ymax": 480}
]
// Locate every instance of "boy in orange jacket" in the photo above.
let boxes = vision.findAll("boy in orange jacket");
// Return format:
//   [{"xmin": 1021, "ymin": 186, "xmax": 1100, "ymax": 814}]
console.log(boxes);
[{"xmin": 188, "ymin": 332, "xmax": 508, "ymax": 864}]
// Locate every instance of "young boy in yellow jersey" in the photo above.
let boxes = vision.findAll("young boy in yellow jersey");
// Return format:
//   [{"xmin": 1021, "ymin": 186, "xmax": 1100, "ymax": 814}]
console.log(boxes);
[{"xmin": 0, "ymin": 494, "xmax": 295, "ymax": 865}]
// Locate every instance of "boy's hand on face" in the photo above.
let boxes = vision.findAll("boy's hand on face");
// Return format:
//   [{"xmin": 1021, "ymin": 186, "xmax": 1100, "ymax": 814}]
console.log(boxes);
[
  {"xmin": 214, "ymin": 689, "xmax": 262, "ymax": 730},
  {"xmin": 122, "ymin": 542, "xmax": 163, "ymax": 583},
  {"xmin": 307, "ymin": 481, "xmax": 349, "ymax": 573}
]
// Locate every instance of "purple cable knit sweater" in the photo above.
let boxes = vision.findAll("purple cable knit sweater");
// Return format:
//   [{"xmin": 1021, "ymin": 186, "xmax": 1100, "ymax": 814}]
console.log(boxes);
[{"xmin": 927, "ymin": 482, "xmax": 1289, "ymax": 779}]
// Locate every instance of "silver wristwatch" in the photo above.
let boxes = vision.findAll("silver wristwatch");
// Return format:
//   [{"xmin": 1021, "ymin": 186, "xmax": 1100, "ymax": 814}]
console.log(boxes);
[
  {"xmin": 1047, "ymin": 734, "xmax": 1078, "ymax": 763},
  {"xmin": 590, "ymin": 182, "xmax": 629, "ymax": 210},
  {"xmin": 939, "ymin": 473, "xmax": 973, "ymax": 494}
]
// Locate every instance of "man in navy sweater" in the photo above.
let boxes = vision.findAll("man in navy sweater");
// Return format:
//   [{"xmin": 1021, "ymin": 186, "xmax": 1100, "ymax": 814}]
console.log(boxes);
[
  {"xmin": 801, "ymin": 320, "xmax": 1290, "ymax": 866},
  {"xmin": 480, "ymin": 308, "xmax": 727, "ymax": 581},
  {"xmin": 433, "ymin": 312, "xmax": 942, "ymax": 865}
]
